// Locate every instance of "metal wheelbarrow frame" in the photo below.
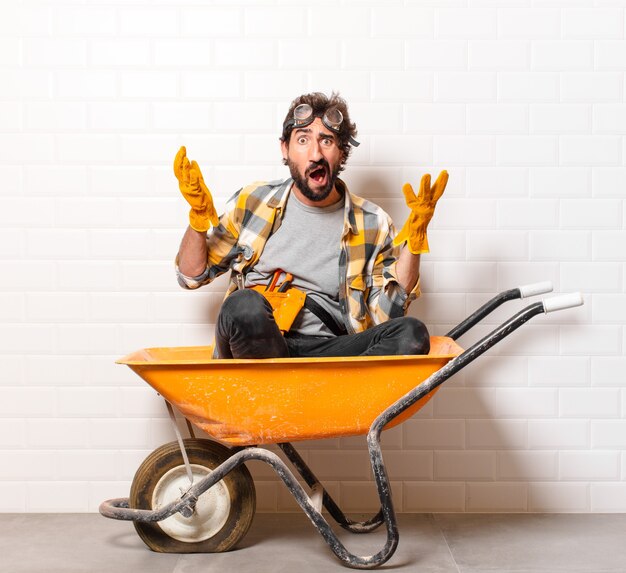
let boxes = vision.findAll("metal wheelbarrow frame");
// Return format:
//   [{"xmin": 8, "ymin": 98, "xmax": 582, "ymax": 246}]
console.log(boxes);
[{"xmin": 100, "ymin": 283, "xmax": 583, "ymax": 569}]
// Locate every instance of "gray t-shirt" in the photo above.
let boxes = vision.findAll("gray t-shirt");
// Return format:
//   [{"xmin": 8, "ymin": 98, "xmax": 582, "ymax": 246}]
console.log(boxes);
[{"xmin": 244, "ymin": 189, "xmax": 345, "ymax": 337}]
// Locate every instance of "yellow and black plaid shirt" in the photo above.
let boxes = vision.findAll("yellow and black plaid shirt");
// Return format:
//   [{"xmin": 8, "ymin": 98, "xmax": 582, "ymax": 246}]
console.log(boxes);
[{"xmin": 177, "ymin": 178, "xmax": 420, "ymax": 334}]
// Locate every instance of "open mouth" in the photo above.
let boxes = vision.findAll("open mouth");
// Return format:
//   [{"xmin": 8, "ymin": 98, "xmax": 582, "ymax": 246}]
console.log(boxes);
[{"xmin": 308, "ymin": 165, "xmax": 328, "ymax": 185}]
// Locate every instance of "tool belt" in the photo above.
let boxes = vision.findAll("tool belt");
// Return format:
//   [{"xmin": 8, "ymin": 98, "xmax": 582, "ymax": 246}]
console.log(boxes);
[
  {"xmin": 249, "ymin": 270, "xmax": 347, "ymax": 336},
  {"xmin": 249, "ymin": 284, "xmax": 306, "ymax": 334}
]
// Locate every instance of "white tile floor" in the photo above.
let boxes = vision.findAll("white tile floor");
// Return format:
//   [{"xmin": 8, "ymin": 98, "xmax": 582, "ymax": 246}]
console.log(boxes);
[{"xmin": 2, "ymin": 513, "xmax": 626, "ymax": 572}]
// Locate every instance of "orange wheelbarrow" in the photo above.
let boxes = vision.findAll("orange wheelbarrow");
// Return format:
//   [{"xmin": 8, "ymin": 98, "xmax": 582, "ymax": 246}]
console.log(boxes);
[{"xmin": 100, "ymin": 283, "xmax": 582, "ymax": 569}]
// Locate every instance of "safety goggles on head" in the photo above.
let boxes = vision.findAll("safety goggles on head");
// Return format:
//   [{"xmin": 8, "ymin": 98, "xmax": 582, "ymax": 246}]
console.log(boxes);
[{"xmin": 283, "ymin": 103, "xmax": 360, "ymax": 147}]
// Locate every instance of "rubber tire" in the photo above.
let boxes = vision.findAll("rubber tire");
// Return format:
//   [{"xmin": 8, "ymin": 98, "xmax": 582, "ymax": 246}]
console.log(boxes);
[{"xmin": 130, "ymin": 438, "xmax": 256, "ymax": 553}]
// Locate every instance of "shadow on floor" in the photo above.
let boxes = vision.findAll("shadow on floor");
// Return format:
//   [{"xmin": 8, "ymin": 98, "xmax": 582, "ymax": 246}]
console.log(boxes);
[{"xmin": 2, "ymin": 513, "xmax": 626, "ymax": 573}]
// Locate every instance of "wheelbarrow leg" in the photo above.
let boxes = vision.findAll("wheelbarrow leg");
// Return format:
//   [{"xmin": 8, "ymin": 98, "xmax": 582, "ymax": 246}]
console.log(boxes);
[{"xmin": 278, "ymin": 442, "xmax": 385, "ymax": 534}]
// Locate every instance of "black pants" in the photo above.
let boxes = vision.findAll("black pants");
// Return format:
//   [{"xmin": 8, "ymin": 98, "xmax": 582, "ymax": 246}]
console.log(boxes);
[{"xmin": 215, "ymin": 289, "xmax": 430, "ymax": 359}]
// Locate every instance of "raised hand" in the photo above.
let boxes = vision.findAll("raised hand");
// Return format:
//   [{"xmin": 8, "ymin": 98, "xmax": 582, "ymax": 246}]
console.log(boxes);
[
  {"xmin": 173, "ymin": 146, "xmax": 219, "ymax": 232},
  {"xmin": 393, "ymin": 170, "xmax": 448, "ymax": 254}
]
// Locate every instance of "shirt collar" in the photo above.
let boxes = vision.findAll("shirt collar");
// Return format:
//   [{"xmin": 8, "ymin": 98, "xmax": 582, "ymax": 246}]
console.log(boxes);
[
  {"xmin": 267, "ymin": 178, "xmax": 293, "ymax": 209},
  {"xmin": 268, "ymin": 177, "xmax": 358, "ymax": 235},
  {"xmin": 337, "ymin": 179, "xmax": 359, "ymax": 236}
]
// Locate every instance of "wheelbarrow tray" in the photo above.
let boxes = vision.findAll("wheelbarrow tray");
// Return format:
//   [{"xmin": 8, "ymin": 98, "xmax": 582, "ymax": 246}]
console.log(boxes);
[{"xmin": 118, "ymin": 336, "xmax": 463, "ymax": 446}]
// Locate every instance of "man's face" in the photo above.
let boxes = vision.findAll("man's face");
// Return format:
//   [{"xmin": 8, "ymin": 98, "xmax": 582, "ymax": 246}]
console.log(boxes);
[{"xmin": 281, "ymin": 117, "xmax": 344, "ymax": 203}]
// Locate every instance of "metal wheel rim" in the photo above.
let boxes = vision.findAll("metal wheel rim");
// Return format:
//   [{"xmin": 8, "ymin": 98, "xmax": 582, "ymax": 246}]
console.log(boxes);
[{"xmin": 152, "ymin": 464, "xmax": 231, "ymax": 543}]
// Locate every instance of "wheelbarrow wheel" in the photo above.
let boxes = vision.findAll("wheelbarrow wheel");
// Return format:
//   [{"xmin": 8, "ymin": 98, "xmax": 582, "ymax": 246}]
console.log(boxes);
[{"xmin": 130, "ymin": 438, "xmax": 256, "ymax": 553}]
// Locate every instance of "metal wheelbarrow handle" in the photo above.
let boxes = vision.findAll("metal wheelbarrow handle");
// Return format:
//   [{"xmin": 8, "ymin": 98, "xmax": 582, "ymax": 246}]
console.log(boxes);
[
  {"xmin": 374, "ymin": 290, "xmax": 584, "ymax": 436},
  {"xmin": 446, "ymin": 280, "xmax": 557, "ymax": 340}
]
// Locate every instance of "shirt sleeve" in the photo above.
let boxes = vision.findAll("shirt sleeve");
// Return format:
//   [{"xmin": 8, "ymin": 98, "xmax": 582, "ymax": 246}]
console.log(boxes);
[
  {"xmin": 175, "ymin": 189, "xmax": 243, "ymax": 290},
  {"xmin": 366, "ymin": 218, "xmax": 421, "ymax": 323},
  {"xmin": 175, "ymin": 261, "xmax": 211, "ymax": 290}
]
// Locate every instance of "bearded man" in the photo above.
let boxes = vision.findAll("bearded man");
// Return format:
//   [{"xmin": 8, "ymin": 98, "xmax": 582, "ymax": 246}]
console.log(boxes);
[{"xmin": 174, "ymin": 92, "xmax": 447, "ymax": 359}]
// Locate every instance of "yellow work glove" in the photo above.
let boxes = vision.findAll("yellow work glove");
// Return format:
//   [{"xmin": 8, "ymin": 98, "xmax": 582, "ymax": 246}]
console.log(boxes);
[
  {"xmin": 173, "ymin": 146, "xmax": 219, "ymax": 233},
  {"xmin": 393, "ymin": 170, "xmax": 448, "ymax": 255}
]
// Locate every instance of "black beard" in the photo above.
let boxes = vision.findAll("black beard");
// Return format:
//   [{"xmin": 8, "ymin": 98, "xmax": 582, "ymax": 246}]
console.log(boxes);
[{"xmin": 287, "ymin": 158, "xmax": 340, "ymax": 202}]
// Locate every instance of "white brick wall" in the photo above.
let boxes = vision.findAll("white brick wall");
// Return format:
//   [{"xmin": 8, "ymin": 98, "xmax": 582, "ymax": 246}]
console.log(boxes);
[{"xmin": 1, "ymin": 0, "xmax": 624, "ymax": 515}]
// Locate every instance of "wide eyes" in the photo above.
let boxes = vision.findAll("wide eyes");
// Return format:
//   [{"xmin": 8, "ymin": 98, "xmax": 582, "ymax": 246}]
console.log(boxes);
[{"xmin": 296, "ymin": 135, "xmax": 335, "ymax": 148}]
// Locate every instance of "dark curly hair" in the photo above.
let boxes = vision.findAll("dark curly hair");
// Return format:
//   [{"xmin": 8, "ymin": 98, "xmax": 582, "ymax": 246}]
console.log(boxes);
[{"xmin": 280, "ymin": 92, "xmax": 358, "ymax": 170}]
